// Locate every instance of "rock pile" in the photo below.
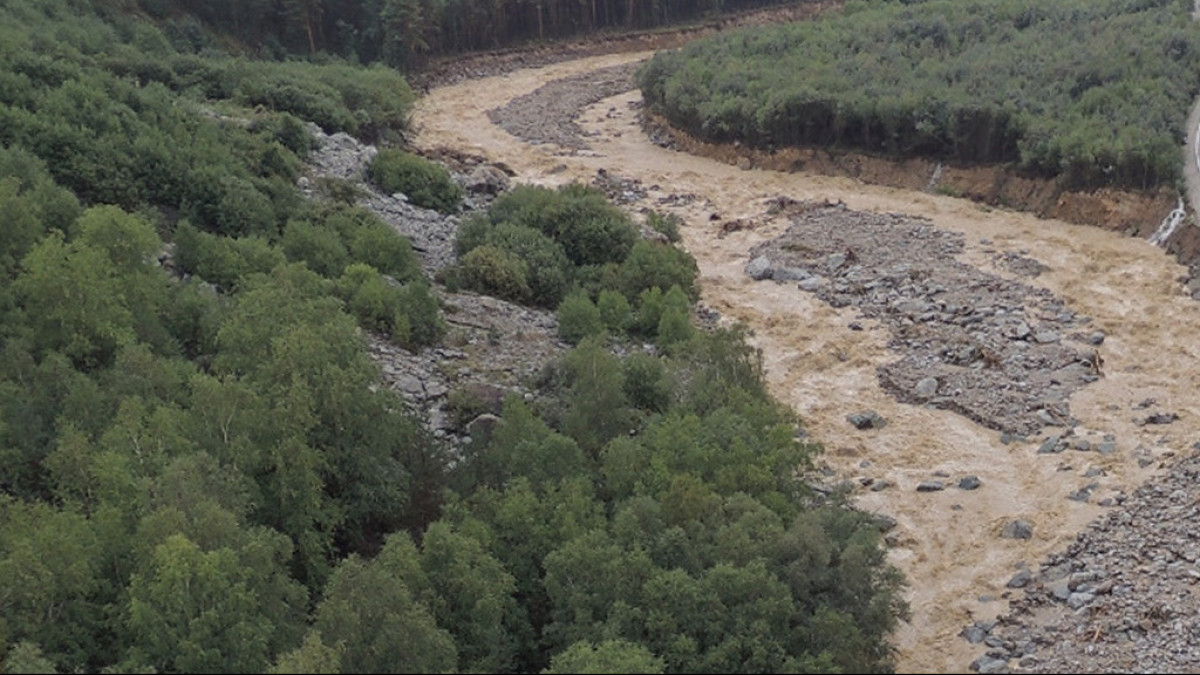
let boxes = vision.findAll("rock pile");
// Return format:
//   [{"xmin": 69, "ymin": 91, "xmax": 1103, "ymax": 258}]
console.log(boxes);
[
  {"xmin": 746, "ymin": 201, "xmax": 1101, "ymax": 436},
  {"xmin": 303, "ymin": 126, "xmax": 566, "ymax": 449},
  {"xmin": 965, "ymin": 448, "xmax": 1200, "ymax": 674}
]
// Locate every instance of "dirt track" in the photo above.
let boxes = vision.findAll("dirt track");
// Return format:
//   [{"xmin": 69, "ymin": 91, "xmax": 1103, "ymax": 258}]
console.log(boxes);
[{"xmin": 411, "ymin": 52, "xmax": 1200, "ymax": 673}]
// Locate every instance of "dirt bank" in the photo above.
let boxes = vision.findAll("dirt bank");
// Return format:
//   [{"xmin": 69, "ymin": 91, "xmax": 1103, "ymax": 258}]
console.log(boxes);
[{"xmin": 642, "ymin": 112, "xmax": 1184, "ymax": 247}]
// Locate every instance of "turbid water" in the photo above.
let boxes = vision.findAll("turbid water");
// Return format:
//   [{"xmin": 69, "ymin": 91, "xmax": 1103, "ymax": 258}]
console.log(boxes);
[{"xmin": 411, "ymin": 52, "xmax": 1200, "ymax": 673}]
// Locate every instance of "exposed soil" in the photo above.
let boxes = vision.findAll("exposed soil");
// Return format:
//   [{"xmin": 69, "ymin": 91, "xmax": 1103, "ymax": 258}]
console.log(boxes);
[
  {"xmin": 641, "ymin": 112, "xmax": 1185, "ymax": 249},
  {"xmin": 411, "ymin": 36, "xmax": 1200, "ymax": 675}
]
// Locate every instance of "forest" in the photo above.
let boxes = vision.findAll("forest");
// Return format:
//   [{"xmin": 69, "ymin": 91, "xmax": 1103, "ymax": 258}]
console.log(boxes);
[
  {"xmin": 0, "ymin": 1, "xmax": 907, "ymax": 673},
  {"xmin": 134, "ymin": 0, "xmax": 807, "ymax": 68},
  {"xmin": 639, "ymin": 0, "xmax": 1200, "ymax": 190}
]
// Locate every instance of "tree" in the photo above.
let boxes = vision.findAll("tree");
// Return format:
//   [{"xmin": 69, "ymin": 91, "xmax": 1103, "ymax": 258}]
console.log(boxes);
[
  {"xmin": 13, "ymin": 232, "xmax": 135, "ymax": 370},
  {"xmin": 556, "ymin": 290, "xmax": 604, "ymax": 344},
  {"xmin": 562, "ymin": 337, "xmax": 631, "ymax": 454},
  {"xmin": 420, "ymin": 520, "xmax": 526, "ymax": 673},
  {"xmin": 313, "ymin": 533, "xmax": 458, "ymax": 673},
  {"xmin": 268, "ymin": 631, "xmax": 343, "ymax": 674},
  {"xmin": 126, "ymin": 534, "xmax": 274, "ymax": 674},
  {"xmin": 544, "ymin": 639, "xmax": 665, "ymax": 674}
]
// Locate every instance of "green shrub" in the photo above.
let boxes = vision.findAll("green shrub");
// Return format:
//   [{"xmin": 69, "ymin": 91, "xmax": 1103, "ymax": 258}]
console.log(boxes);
[
  {"xmin": 337, "ymin": 263, "xmax": 410, "ymax": 342},
  {"xmin": 173, "ymin": 221, "xmax": 285, "ymax": 292},
  {"xmin": 646, "ymin": 211, "xmax": 683, "ymax": 243},
  {"xmin": 622, "ymin": 353, "xmax": 671, "ymax": 413},
  {"xmin": 596, "ymin": 289, "xmax": 632, "ymax": 333},
  {"xmin": 458, "ymin": 245, "xmax": 530, "ymax": 304},
  {"xmin": 281, "ymin": 219, "xmax": 350, "ymax": 278},
  {"xmin": 395, "ymin": 279, "xmax": 444, "ymax": 349},
  {"xmin": 367, "ymin": 148, "xmax": 462, "ymax": 214},
  {"xmin": 556, "ymin": 290, "xmax": 604, "ymax": 345},
  {"xmin": 482, "ymin": 224, "xmax": 570, "ymax": 308},
  {"xmin": 656, "ymin": 286, "xmax": 696, "ymax": 351},
  {"xmin": 631, "ymin": 286, "xmax": 666, "ymax": 338},
  {"xmin": 619, "ymin": 240, "xmax": 699, "ymax": 303},
  {"xmin": 347, "ymin": 222, "xmax": 420, "ymax": 282},
  {"xmin": 454, "ymin": 213, "xmax": 491, "ymax": 257}
]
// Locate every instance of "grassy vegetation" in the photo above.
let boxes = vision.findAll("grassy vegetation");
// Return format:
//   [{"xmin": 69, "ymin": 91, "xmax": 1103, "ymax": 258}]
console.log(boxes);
[{"xmin": 640, "ymin": 0, "xmax": 1200, "ymax": 190}]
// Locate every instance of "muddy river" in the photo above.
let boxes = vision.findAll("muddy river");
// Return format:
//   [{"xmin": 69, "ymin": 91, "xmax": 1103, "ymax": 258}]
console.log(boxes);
[{"xmin": 411, "ymin": 52, "xmax": 1200, "ymax": 673}]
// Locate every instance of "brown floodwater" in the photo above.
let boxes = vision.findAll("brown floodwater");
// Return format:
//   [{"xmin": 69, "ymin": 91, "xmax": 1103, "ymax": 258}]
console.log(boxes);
[{"xmin": 411, "ymin": 52, "xmax": 1200, "ymax": 673}]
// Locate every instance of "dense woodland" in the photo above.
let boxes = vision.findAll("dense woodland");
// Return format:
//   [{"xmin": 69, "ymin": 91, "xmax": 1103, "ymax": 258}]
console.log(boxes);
[
  {"xmin": 136, "ymin": 0, "xmax": 806, "ymax": 68},
  {"xmin": 0, "ymin": 1, "xmax": 908, "ymax": 673},
  {"xmin": 640, "ymin": 0, "xmax": 1200, "ymax": 190}
]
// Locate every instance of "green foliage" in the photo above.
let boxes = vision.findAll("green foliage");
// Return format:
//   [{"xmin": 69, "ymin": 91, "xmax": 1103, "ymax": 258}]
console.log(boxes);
[
  {"xmin": 620, "ymin": 241, "xmax": 699, "ymax": 304},
  {"xmin": 368, "ymin": 148, "xmax": 463, "ymax": 214},
  {"xmin": 314, "ymin": 533, "xmax": 458, "ymax": 674},
  {"xmin": 544, "ymin": 639, "xmax": 665, "ymax": 674},
  {"xmin": 640, "ymin": 0, "xmax": 1200, "ymax": 190},
  {"xmin": 174, "ymin": 221, "xmax": 287, "ymax": 292},
  {"xmin": 596, "ymin": 290, "xmax": 632, "ymax": 334},
  {"xmin": 459, "ymin": 245, "xmax": 532, "ymax": 304},
  {"xmin": 655, "ymin": 286, "xmax": 697, "ymax": 352},
  {"xmin": 556, "ymin": 290, "xmax": 605, "ymax": 345},
  {"xmin": 282, "ymin": 218, "xmax": 351, "ymax": 278},
  {"xmin": 646, "ymin": 211, "xmax": 683, "ymax": 244}
]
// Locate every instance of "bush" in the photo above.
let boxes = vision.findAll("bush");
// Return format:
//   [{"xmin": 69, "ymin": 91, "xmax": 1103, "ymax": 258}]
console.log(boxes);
[
  {"xmin": 481, "ymin": 224, "xmax": 570, "ymax": 308},
  {"xmin": 556, "ymin": 290, "xmax": 604, "ymax": 345},
  {"xmin": 282, "ymin": 219, "xmax": 350, "ymax": 278},
  {"xmin": 596, "ymin": 290, "xmax": 632, "ymax": 333},
  {"xmin": 656, "ymin": 286, "xmax": 696, "ymax": 351},
  {"xmin": 458, "ymin": 245, "xmax": 530, "ymax": 304},
  {"xmin": 646, "ymin": 211, "xmax": 683, "ymax": 243},
  {"xmin": 395, "ymin": 279, "xmax": 444, "ymax": 349},
  {"xmin": 337, "ymin": 263, "xmax": 411, "ymax": 342},
  {"xmin": 367, "ymin": 149, "xmax": 462, "ymax": 214},
  {"xmin": 173, "ymin": 221, "xmax": 285, "ymax": 291},
  {"xmin": 619, "ymin": 240, "xmax": 699, "ymax": 303}
]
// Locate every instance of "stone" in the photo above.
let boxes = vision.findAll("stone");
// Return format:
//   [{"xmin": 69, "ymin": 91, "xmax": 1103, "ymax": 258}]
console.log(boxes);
[
  {"xmin": 1007, "ymin": 569, "xmax": 1033, "ymax": 588},
  {"xmin": 1034, "ymin": 329, "xmax": 1060, "ymax": 344},
  {"xmin": 1000, "ymin": 519, "xmax": 1034, "ymax": 540},
  {"xmin": 745, "ymin": 256, "xmax": 774, "ymax": 280},
  {"xmin": 465, "ymin": 164, "xmax": 510, "ymax": 195},
  {"xmin": 771, "ymin": 266, "xmax": 809, "ymax": 281},
  {"xmin": 917, "ymin": 481, "xmax": 946, "ymax": 492},
  {"xmin": 465, "ymin": 413, "xmax": 503, "ymax": 446},
  {"xmin": 915, "ymin": 377, "xmax": 939, "ymax": 399},
  {"xmin": 1037, "ymin": 436, "xmax": 1063, "ymax": 454},
  {"xmin": 958, "ymin": 475, "xmax": 982, "ymax": 490},
  {"xmin": 847, "ymin": 411, "xmax": 887, "ymax": 430},
  {"xmin": 797, "ymin": 277, "xmax": 822, "ymax": 292},
  {"xmin": 1066, "ymin": 592, "xmax": 1095, "ymax": 610}
]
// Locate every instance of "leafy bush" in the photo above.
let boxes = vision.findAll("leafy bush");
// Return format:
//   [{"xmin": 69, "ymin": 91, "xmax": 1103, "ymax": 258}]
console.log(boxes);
[
  {"xmin": 596, "ymin": 290, "xmax": 632, "ymax": 333},
  {"xmin": 173, "ymin": 221, "xmax": 285, "ymax": 291},
  {"xmin": 556, "ymin": 290, "xmax": 604, "ymax": 345},
  {"xmin": 337, "ymin": 263, "xmax": 411, "ymax": 342},
  {"xmin": 646, "ymin": 210, "xmax": 683, "ymax": 243},
  {"xmin": 282, "ymin": 218, "xmax": 350, "ymax": 278},
  {"xmin": 458, "ymin": 245, "xmax": 530, "ymax": 304},
  {"xmin": 619, "ymin": 240, "xmax": 699, "ymax": 303},
  {"xmin": 478, "ymin": 224, "xmax": 571, "ymax": 308},
  {"xmin": 368, "ymin": 148, "xmax": 462, "ymax": 214}
]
